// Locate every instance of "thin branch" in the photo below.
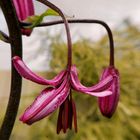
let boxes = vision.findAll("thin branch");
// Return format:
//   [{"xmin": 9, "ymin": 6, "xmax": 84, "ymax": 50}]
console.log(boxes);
[
  {"xmin": 21, "ymin": 19, "xmax": 114, "ymax": 66},
  {"xmin": 0, "ymin": 0, "xmax": 22, "ymax": 139}
]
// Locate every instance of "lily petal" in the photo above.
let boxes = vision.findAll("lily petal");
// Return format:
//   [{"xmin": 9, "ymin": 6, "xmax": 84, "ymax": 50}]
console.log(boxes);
[
  {"xmin": 12, "ymin": 0, "xmax": 34, "ymax": 36},
  {"xmin": 20, "ymin": 87, "xmax": 55, "ymax": 123},
  {"xmin": 68, "ymin": 96, "xmax": 73, "ymax": 130},
  {"xmin": 57, "ymin": 103, "xmax": 64, "ymax": 134},
  {"xmin": 63, "ymin": 98, "xmax": 69, "ymax": 133},
  {"xmin": 71, "ymin": 98, "xmax": 78, "ymax": 133},
  {"xmin": 98, "ymin": 66, "xmax": 120, "ymax": 118},
  {"xmin": 70, "ymin": 66, "xmax": 113, "ymax": 93},
  {"xmin": 13, "ymin": 0, "xmax": 34, "ymax": 20},
  {"xmin": 83, "ymin": 90, "xmax": 112, "ymax": 97},
  {"xmin": 20, "ymin": 75, "xmax": 70, "ymax": 125},
  {"xmin": 12, "ymin": 56, "xmax": 65, "ymax": 86}
]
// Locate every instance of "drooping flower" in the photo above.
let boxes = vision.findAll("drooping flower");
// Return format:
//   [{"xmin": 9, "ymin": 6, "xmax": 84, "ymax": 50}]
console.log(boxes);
[
  {"xmin": 12, "ymin": 56, "xmax": 70, "ymax": 125},
  {"xmin": 12, "ymin": 0, "xmax": 34, "ymax": 36},
  {"xmin": 20, "ymin": 75, "xmax": 70, "ymax": 125},
  {"xmin": 12, "ymin": 0, "xmax": 120, "ymax": 134},
  {"xmin": 70, "ymin": 65, "xmax": 115, "ymax": 96},
  {"xmin": 12, "ymin": 56, "xmax": 113, "ymax": 133},
  {"xmin": 98, "ymin": 66, "xmax": 120, "ymax": 118}
]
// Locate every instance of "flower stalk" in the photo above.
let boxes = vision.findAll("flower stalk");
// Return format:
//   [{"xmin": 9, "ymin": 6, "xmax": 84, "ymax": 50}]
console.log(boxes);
[
  {"xmin": 20, "ymin": 18, "xmax": 114, "ymax": 66},
  {"xmin": 36, "ymin": 0, "xmax": 72, "ymax": 70},
  {"xmin": 0, "ymin": 0, "xmax": 22, "ymax": 140}
]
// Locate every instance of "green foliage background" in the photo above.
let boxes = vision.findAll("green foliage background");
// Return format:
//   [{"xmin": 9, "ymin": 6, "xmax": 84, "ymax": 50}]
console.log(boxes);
[{"xmin": 0, "ymin": 22, "xmax": 140, "ymax": 140}]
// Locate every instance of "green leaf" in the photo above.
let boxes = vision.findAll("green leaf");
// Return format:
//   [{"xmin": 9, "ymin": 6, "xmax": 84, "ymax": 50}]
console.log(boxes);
[{"xmin": 24, "ymin": 9, "xmax": 59, "ymax": 29}]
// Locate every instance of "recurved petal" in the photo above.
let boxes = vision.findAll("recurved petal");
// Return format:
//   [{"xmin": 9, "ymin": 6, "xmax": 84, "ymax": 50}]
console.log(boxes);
[
  {"xmin": 12, "ymin": 56, "xmax": 66, "ymax": 86},
  {"xmin": 20, "ymin": 76, "xmax": 70, "ymax": 125},
  {"xmin": 81, "ymin": 90, "xmax": 112, "ymax": 97},
  {"xmin": 98, "ymin": 66, "xmax": 120, "ymax": 118},
  {"xmin": 70, "ymin": 65, "xmax": 113, "ymax": 92}
]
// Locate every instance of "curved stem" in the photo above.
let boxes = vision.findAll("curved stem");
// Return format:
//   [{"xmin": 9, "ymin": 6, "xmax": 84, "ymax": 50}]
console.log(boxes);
[
  {"xmin": 0, "ymin": 0, "xmax": 22, "ymax": 140},
  {"xmin": 36, "ymin": 0, "xmax": 72, "ymax": 70},
  {"xmin": 21, "ymin": 19, "xmax": 114, "ymax": 66}
]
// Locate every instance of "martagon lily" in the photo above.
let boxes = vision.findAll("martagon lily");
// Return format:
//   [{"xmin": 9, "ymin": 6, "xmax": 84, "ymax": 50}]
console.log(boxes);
[
  {"xmin": 98, "ymin": 66, "xmax": 119, "ymax": 118},
  {"xmin": 96, "ymin": 20, "xmax": 120, "ymax": 118},
  {"xmin": 12, "ymin": 0, "xmax": 35, "ymax": 36},
  {"xmin": 12, "ymin": 0, "xmax": 116, "ymax": 134}
]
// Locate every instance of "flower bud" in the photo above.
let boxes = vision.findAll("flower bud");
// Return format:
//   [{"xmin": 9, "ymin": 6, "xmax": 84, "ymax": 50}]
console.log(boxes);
[
  {"xmin": 12, "ymin": 0, "xmax": 34, "ymax": 36},
  {"xmin": 98, "ymin": 66, "xmax": 120, "ymax": 118}
]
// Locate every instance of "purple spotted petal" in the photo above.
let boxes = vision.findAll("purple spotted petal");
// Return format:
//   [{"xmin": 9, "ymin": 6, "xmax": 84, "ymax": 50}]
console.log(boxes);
[
  {"xmin": 20, "ymin": 75, "xmax": 70, "ymax": 125},
  {"xmin": 98, "ymin": 66, "xmax": 120, "ymax": 118},
  {"xmin": 12, "ymin": 56, "xmax": 66, "ymax": 86},
  {"xmin": 70, "ymin": 65, "xmax": 113, "ymax": 95},
  {"xmin": 12, "ymin": 0, "xmax": 34, "ymax": 36}
]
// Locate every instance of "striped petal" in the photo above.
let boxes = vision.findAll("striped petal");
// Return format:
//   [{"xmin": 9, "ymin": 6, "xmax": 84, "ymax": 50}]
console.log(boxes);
[
  {"xmin": 12, "ymin": 56, "xmax": 65, "ymax": 86},
  {"xmin": 70, "ymin": 65, "xmax": 113, "ymax": 97},
  {"xmin": 98, "ymin": 66, "xmax": 120, "ymax": 118},
  {"xmin": 12, "ymin": 0, "xmax": 34, "ymax": 36},
  {"xmin": 20, "ymin": 76, "xmax": 70, "ymax": 125}
]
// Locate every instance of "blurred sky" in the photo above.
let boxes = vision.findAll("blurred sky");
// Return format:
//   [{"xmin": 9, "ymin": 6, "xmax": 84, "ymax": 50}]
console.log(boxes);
[{"xmin": 0, "ymin": 0, "xmax": 140, "ymax": 70}]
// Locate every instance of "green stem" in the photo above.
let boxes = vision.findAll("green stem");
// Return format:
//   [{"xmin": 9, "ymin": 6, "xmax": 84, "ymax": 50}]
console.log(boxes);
[{"xmin": 0, "ymin": 0, "xmax": 22, "ymax": 139}]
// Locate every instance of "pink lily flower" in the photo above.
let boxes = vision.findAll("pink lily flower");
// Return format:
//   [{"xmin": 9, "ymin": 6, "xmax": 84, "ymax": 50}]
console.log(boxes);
[
  {"xmin": 12, "ymin": 56, "xmax": 71, "ymax": 126},
  {"xmin": 12, "ymin": 56, "xmax": 113, "ymax": 132},
  {"xmin": 20, "ymin": 76, "xmax": 70, "ymax": 125},
  {"xmin": 70, "ymin": 65, "xmax": 120, "ymax": 119},
  {"xmin": 12, "ymin": 0, "xmax": 119, "ymax": 133},
  {"xmin": 12, "ymin": 0, "xmax": 34, "ymax": 36},
  {"xmin": 56, "ymin": 65, "xmax": 114, "ymax": 134},
  {"xmin": 98, "ymin": 66, "xmax": 120, "ymax": 118}
]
